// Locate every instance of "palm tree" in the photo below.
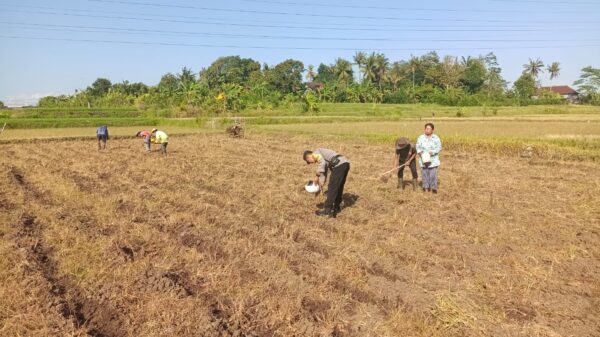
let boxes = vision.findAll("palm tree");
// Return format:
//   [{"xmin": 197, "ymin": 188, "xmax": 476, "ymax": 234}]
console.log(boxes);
[
  {"xmin": 408, "ymin": 55, "xmax": 420, "ymax": 90},
  {"xmin": 389, "ymin": 62, "xmax": 404, "ymax": 91},
  {"xmin": 306, "ymin": 65, "xmax": 316, "ymax": 82},
  {"xmin": 363, "ymin": 53, "xmax": 378, "ymax": 84},
  {"xmin": 373, "ymin": 53, "xmax": 389, "ymax": 88},
  {"xmin": 353, "ymin": 51, "xmax": 367, "ymax": 83},
  {"xmin": 523, "ymin": 58, "xmax": 544, "ymax": 79},
  {"xmin": 547, "ymin": 62, "xmax": 561, "ymax": 89},
  {"xmin": 333, "ymin": 58, "xmax": 354, "ymax": 85}
]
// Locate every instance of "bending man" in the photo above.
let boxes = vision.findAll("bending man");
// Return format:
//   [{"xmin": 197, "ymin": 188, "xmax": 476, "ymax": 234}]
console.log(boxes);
[{"xmin": 303, "ymin": 149, "xmax": 350, "ymax": 218}]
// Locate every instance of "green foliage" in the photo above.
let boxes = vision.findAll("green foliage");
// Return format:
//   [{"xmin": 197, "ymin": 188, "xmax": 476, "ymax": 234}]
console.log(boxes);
[
  {"xmin": 302, "ymin": 90, "xmax": 321, "ymax": 113},
  {"xmin": 0, "ymin": 117, "xmax": 160, "ymax": 129},
  {"xmin": 513, "ymin": 73, "xmax": 537, "ymax": 99},
  {"xmin": 461, "ymin": 57, "xmax": 487, "ymax": 93},
  {"xmin": 314, "ymin": 63, "xmax": 335, "ymax": 84},
  {"xmin": 199, "ymin": 56, "xmax": 261, "ymax": 89},
  {"xmin": 30, "ymin": 53, "xmax": 592, "ymax": 115},
  {"xmin": 0, "ymin": 100, "xmax": 4, "ymax": 108},
  {"xmin": 266, "ymin": 59, "xmax": 304, "ymax": 94},
  {"xmin": 88, "ymin": 78, "xmax": 112, "ymax": 97},
  {"xmin": 574, "ymin": 66, "xmax": 600, "ymax": 104}
]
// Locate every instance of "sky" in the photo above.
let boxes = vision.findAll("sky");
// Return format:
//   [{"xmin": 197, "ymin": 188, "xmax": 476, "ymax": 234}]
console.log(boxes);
[{"xmin": 0, "ymin": 0, "xmax": 599, "ymax": 106}]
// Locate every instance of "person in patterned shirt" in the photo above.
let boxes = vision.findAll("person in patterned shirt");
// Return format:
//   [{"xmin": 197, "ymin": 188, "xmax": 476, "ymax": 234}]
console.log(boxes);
[{"xmin": 416, "ymin": 123, "xmax": 442, "ymax": 194}]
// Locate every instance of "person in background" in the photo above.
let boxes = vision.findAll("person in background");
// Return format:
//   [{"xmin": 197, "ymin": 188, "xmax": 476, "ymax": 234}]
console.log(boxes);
[
  {"xmin": 416, "ymin": 123, "xmax": 442, "ymax": 194},
  {"xmin": 151, "ymin": 128, "xmax": 169, "ymax": 155},
  {"xmin": 303, "ymin": 148, "xmax": 350, "ymax": 218},
  {"xmin": 96, "ymin": 125, "xmax": 109, "ymax": 150},
  {"xmin": 136, "ymin": 130, "xmax": 153, "ymax": 152},
  {"xmin": 394, "ymin": 137, "xmax": 418, "ymax": 191}
]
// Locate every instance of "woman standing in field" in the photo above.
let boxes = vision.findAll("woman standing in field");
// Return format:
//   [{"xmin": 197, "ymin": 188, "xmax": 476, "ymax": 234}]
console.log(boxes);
[{"xmin": 416, "ymin": 123, "xmax": 442, "ymax": 194}]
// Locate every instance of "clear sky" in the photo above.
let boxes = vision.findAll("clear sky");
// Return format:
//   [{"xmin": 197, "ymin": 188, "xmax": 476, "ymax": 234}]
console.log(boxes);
[{"xmin": 0, "ymin": 0, "xmax": 599, "ymax": 106}]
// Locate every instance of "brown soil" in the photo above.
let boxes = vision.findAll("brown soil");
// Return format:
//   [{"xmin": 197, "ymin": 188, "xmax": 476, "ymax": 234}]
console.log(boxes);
[{"xmin": 0, "ymin": 133, "xmax": 598, "ymax": 337}]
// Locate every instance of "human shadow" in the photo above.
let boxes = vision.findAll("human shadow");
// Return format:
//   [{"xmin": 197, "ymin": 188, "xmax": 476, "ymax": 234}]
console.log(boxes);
[
  {"xmin": 341, "ymin": 193, "xmax": 359, "ymax": 208},
  {"xmin": 316, "ymin": 193, "xmax": 359, "ymax": 209}
]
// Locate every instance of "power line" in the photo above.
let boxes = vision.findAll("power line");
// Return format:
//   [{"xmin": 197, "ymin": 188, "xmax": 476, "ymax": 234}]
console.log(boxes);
[
  {"xmin": 490, "ymin": 0, "xmax": 600, "ymax": 4},
  {"xmin": 239, "ymin": 0, "xmax": 600, "ymax": 14},
  {"xmin": 1, "ymin": 34, "xmax": 599, "ymax": 52},
  {"xmin": 0, "ymin": 3, "xmax": 414, "ymax": 29},
  {"xmin": 2, "ymin": 3, "xmax": 596, "ymax": 30},
  {"xmin": 3, "ymin": 21, "xmax": 600, "ymax": 43},
  {"xmin": 5, "ymin": 9, "xmax": 600, "ymax": 34},
  {"xmin": 87, "ymin": 0, "xmax": 600, "ymax": 24}
]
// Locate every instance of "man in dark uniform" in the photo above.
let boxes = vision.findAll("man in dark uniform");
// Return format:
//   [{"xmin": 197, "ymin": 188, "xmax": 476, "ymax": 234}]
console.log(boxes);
[
  {"xmin": 394, "ymin": 137, "xmax": 418, "ymax": 191},
  {"xmin": 303, "ymin": 148, "xmax": 350, "ymax": 218}
]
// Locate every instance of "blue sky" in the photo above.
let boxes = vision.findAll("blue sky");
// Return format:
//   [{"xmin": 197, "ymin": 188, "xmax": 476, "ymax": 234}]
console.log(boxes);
[{"xmin": 0, "ymin": 0, "xmax": 599, "ymax": 106}]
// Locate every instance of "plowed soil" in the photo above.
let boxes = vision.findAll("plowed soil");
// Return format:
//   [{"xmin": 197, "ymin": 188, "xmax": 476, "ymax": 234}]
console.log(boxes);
[{"xmin": 1, "ymin": 133, "xmax": 598, "ymax": 337}]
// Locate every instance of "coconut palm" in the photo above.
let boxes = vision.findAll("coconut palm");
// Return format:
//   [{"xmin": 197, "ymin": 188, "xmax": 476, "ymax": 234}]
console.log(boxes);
[
  {"xmin": 332, "ymin": 58, "xmax": 354, "ymax": 85},
  {"xmin": 374, "ymin": 53, "xmax": 389, "ymax": 87},
  {"xmin": 523, "ymin": 58, "xmax": 544, "ymax": 79},
  {"xmin": 388, "ymin": 62, "xmax": 404, "ymax": 91},
  {"xmin": 306, "ymin": 65, "xmax": 316, "ymax": 82},
  {"xmin": 353, "ymin": 51, "xmax": 367, "ymax": 82},
  {"xmin": 408, "ymin": 55, "xmax": 420, "ymax": 90},
  {"xmin": 363, "ymin": 53, "xmax": 378, "ymax": 84},
  {"xmin": 547, "ymin": 62, "xmax": 561, "ymax": 89}
]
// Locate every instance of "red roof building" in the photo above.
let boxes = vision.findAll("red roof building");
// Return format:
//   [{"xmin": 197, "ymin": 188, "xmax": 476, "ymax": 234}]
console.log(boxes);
[{"xmin": 535, "ymin": 85, "xmax": 579, "ymax": 102}]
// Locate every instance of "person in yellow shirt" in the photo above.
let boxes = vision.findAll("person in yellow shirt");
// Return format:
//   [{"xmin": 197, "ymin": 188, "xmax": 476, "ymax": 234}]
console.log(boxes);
[{"xmin": 151, "ymin": 128, "xmax": 169, "ymax": 154}]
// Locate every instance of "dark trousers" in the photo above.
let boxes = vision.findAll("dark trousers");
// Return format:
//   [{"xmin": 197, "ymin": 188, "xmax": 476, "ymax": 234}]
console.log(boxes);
[
  {"xmin": 325, "ymin": 163, "xmax": 350, "ymax": 210},
  {"xmin": 398, "ymin": 158, "xmax": 418, "ymax": 179}
]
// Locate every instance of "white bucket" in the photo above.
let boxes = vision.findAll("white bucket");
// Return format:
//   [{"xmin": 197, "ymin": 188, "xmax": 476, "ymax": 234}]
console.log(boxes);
[{"xmin": 305, "ymin": 181, "xmax": 320, "ymax": 194}]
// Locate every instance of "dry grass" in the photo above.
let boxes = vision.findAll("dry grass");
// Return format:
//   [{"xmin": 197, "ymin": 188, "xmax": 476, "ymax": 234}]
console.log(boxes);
[
  {"xmin": 1, "ymin": 133, "xmax": 599, "ymax": 337},
  {"xmin": 257, "ymin": 120, "xmax": 600, "ymax": 162},
  {"xmin": 0, "ymin": 126, "xmax": 208, "ymax": 141},
  {"xmin": 257, "ymin": 120, "xmax": 600, "ymax": 139}
]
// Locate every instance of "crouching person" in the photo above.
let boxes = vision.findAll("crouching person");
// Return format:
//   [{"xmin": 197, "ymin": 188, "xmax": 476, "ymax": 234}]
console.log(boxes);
[
  {"xmin": 136, "ymin": 130, "xmax": 152, "ymax": 152},
  {"xmin": 96, "ymin": 125, "xmax": 109, "ymax": 150},
  {"xmin": 151, "ymin": 128, "xmax": 169, "ymax": 154},
  {"xmin": 303, "ymin": 149, "xmax": 350, "ymax": 218},
  {"xmin": 394, "ymin": 137, "xmax": 418, "ymax": 191}
]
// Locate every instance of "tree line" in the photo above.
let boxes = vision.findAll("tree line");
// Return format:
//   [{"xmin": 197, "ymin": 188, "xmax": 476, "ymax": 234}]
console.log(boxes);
[{"xmin": 37, "ymin": 52, "xmax": 600, "ymax": 114}]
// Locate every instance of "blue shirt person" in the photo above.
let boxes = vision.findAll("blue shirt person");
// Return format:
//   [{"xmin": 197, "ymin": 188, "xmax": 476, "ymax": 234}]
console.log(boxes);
[{"xmin": 96, "ymin": 125, "xmax": 109, "ymax": 150}]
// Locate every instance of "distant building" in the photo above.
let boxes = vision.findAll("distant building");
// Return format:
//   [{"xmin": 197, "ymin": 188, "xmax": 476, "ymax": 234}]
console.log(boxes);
[{"xmin": 534, "ymin": 86, "xmax": 579, "ymax": 103}]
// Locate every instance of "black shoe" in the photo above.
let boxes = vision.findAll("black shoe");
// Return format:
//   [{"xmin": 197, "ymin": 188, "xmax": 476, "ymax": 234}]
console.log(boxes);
[
  {"xmin": 432, "ymin": 189, "xmax": 438, "ymax": 194},
  {"xmin": 334, "ymin": 205, "xmax": 341, "ymax": 213},
  {"xmin": 315, "ymin": 209, "xmax": 336, "ymax": 218}
]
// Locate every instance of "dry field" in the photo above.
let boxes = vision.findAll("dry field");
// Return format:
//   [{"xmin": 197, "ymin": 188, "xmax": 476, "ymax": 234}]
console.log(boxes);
[
  {"xmin": 1, "ymin": 133, "xmax": 599, "ymax": 337},
  {"xmin": 258, "ymin": 120, "xmax": 600, "ymax": 140},
  {"xmin": 0, "ymin": 126, "xmax": 207, "ymax": 141}
]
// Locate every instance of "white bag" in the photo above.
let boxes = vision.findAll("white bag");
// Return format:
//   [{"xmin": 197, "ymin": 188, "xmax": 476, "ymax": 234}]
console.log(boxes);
[{"xmin": 421, "ymin": 152, "xmax": 432, "ymax": 166}]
